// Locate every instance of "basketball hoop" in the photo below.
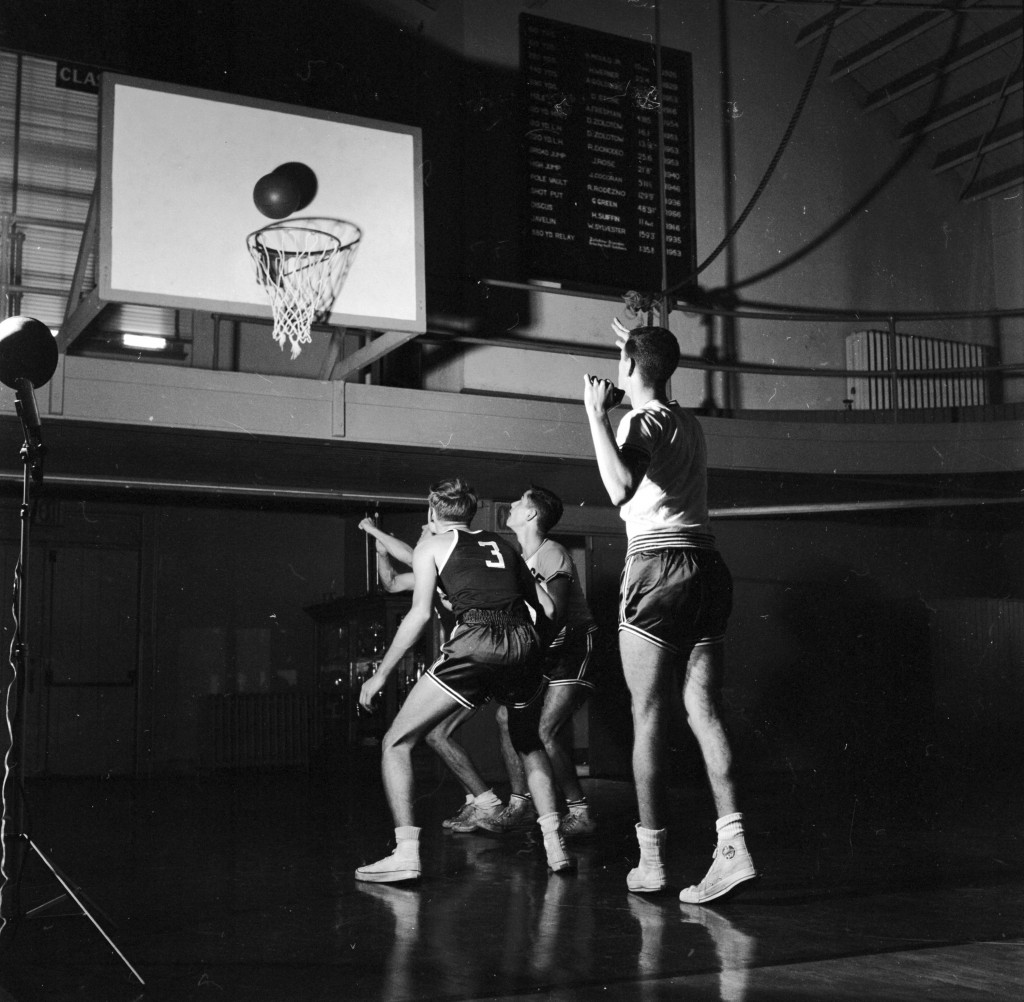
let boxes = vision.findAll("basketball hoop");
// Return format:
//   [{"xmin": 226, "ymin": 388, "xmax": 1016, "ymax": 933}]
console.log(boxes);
[{"xmin": 246, "ymin": 217, "xmax": 361, "ymax": 359}]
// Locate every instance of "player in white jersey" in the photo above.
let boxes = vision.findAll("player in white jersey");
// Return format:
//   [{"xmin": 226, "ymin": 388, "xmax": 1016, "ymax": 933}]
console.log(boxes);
[
  {"xmin": 583, "ymin": 320, "xmax": 756, "ymax": 903},
  {"xmin": 503, "ymin": 486, "xmax": 600, "ymax": 838}
]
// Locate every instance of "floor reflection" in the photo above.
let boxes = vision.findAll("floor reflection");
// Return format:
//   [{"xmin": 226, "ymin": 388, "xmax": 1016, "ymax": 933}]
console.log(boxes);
[{"xmin": 0, "ymin": 773, "xmax": 1019, "ymax": 1002}]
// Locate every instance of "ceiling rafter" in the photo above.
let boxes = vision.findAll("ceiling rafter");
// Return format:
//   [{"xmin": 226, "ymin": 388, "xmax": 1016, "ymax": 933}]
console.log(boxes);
[
  {"xmin": 899, "ymin": 67, "xmax": 1023, "ymax": 140},
  {"xmin": 830, "ymin": 1, "xmax": 980, "ymax": 80},
  {"xmin": 862, "ymin": 13, "xmax": 1022, "ymax": 110},
  {"xmin": 775, "ymin": 0, "xmax": 1022, "ymax": 203},
  {"xmin": 962, "ymin": 159, "xmax": 1024, "ymax": 200},
  {"xmin": 796, "ymin": 0, "xmax": 882, "ymax": 49},
  {"xmin": 933, "ymin": 117, "xmax": 1024, "ymax": 171}
]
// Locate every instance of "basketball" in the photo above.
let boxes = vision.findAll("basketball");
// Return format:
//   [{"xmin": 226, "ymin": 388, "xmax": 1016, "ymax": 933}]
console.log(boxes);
[
  {"xmin": 0, "ymin": 315, "xmax": 59, "ymax": 389},
  {"xmin": 274, "ymin": 162, "xmax": 318, "ymax": 211},
  {"xmin": 253, "ymin": 171, "xmax": 301, "ymax": 219}
]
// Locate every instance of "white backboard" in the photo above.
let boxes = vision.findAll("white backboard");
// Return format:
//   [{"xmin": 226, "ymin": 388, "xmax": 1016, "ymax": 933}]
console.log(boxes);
[{"xmin": 98, "ymin": 75, "xmax": 425, "ymax": 332}]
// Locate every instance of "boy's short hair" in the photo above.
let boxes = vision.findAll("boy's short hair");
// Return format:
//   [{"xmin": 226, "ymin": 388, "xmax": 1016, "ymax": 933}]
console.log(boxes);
[
  {"xmin": 428, "ymin": 477, "xmax": 478, "ymax": 523},
  {"xmin": 525, "ymin": 485, "xmax": 564, "ymax": 535},
  {"xmin": 624, "ymin": 325, "xmax": 681, "ymax": 386}
]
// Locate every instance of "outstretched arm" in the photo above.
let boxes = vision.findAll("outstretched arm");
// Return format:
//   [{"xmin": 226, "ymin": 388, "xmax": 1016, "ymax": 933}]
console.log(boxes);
[
  {"xmin": 583, "ymin": 374, "xmax": 648, "ymax": 506},
  {"xmin": 358, "ymin": 517, "xmax": 415, "ymax": 565},
  {"xmin": 377, "ymin": 551, "xmax": 415, "ymax": 594},
  {"xmin": 359, "ymin": 539, "xmax": 438, "ymax": 711}
]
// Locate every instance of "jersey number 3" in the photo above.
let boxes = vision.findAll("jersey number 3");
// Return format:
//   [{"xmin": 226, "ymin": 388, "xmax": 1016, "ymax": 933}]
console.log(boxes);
[{"xmin": 478, "ymin": 540, "xmax": 506, "ymax": 568}]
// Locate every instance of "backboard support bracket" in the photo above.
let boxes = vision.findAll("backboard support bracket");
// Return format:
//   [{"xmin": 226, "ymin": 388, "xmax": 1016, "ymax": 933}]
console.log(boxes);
[
  {"xmin": 60, "ymin": 181, "xmax": 103, "ymax": 352},
  {"xmin": 332, "ymin": 329, "xmax": 422, "ymax": 382},
  {"xmin": 59, "ymin": 288, "xmax": 107, "ymax": 353}
]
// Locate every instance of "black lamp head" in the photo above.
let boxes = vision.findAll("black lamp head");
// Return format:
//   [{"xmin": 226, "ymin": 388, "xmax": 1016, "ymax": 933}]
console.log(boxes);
[{"xmin": 0, "ymin": 316, "xmax": 59, "ymax": 390}]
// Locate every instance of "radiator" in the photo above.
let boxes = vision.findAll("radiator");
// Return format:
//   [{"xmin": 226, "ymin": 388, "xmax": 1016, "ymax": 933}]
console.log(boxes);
[
  {"xmin": 845, "ymin": 330, "xmax": 990, "ymax": 410},
  {"xmin": 206, "ymin": 693, "xmax": 320, "ymax": 768}
]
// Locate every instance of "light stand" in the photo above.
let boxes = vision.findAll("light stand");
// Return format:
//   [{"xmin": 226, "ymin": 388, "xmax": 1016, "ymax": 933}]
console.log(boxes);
[{"xmin": 0, "ymin": 317, "xmax": 143, "ymax": 985}]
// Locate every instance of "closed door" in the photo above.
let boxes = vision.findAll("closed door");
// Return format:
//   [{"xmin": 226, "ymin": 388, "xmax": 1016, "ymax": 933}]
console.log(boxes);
[{"xmin": 42, "ymin": 545, "xmax": 140, "ymax": 776}]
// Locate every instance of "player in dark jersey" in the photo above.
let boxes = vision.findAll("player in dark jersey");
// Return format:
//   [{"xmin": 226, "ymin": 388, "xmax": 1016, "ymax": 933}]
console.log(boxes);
[
  {"xmin": 360, "ymin": 516, "xmax": 521, "ymax": 832},
  {"xmin": 355, "ymin": 477, "xmax": 575, "ymax": 883}
]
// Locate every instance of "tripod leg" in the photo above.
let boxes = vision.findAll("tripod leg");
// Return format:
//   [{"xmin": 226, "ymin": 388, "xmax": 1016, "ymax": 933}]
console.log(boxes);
[
  {"xmin": 26, "ymin": 858, "xmax": 117, "ymax": 927},
  {"xmin": 24, "ymin": 892, "xmax": 69, "ymax": 918},
  {"xmin": 26, "ymin": 838, "xmax": 144, "ymax": 986}
]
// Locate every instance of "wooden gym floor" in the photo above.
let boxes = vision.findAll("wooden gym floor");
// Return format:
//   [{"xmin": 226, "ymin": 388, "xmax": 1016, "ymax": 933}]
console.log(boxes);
[{"xmin": 0, "ymin": 761, "xmax": 1020, "ymax": 1001}]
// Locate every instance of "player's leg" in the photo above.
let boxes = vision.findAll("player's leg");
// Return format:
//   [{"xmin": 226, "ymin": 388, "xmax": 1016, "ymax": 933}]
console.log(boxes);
[
  {"xmin": 426, "ymin": 703, "xmax": 483, "ymax": 794},
  {"xmin": 492, "ymin": 703, "xmax": 536, "ymax": 832},
  {"xmin": 621, "ymin": 631, "xmax": 676, "ymax": 829},
  {"xmin": 495, "ymin": 703, "xmax": 529, "ymax": 796},
  {"xmin": 355, "ymin": 674, "xmax": 462, "ymax": 884},
  {"xmin": 539, "ymin": 683, "xmax": 587, "ymax": 801},
  {"xmin": 682, "ymin": 642, "xmax": 737, "ymax": 818},
  {"xmin": 678, "ymin": 640, "xmax": 756, "ymax": 903},
  {"xmin": 620, "ymin": 630, "xmax": 677, "ymax": 892},
  {"xmin": 424, "ymin": 704, "xmax": 495, "ymax": 829},
  {"xmin": 381, "ymin": 675, "xmax": 466, "ymax": 826},
  {"xmin": 423, "ymin": 625, "xmax": 506, "ymax": 833},
  {"xmin": 541, "ymin": 683, "xmax": 594, "ymax": 836},
  {"xmin": 505, "ymin": 697, "xmax": 575, "ymax": 873}
]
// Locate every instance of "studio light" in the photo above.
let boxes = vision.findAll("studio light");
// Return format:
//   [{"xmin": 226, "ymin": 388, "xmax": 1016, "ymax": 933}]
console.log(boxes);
[{"xmin": 0, "ymin": 316, "xmax": 59, "ymax": 434}]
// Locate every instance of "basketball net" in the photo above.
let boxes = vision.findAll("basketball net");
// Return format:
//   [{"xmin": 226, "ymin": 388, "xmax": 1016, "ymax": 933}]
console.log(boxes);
[{"xmin": 246, "ymin": 218, "xmax": 361, "ymax": 359}]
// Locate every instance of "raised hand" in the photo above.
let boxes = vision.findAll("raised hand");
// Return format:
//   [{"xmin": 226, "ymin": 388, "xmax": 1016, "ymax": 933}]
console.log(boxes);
[
  {"xmin": 611, "ymin": 316, "xmax": 631, "ymax": 350},
  {"xmin": 583, "ymin": 373, "xmax": 625, "ymax": 415}
]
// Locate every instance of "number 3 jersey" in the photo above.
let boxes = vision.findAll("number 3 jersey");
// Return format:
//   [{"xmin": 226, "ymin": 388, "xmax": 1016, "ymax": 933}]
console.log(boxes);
[{"xmin": 436, "ymin": 528, "xmax": 535, "ymax": 619}]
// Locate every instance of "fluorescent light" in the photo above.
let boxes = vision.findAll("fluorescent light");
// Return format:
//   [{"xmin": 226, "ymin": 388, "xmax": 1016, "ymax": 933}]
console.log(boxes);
[{"xmin": 122, "ymin": 334, "xmax": 168, "ymax": 351}]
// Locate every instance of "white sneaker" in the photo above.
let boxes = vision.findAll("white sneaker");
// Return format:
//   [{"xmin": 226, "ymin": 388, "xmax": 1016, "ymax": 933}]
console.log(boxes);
[
  {"xmin": 355, "ymin": 847, "xmax": 421, "ymax": 884},
  {"xmin": 678, "ymin": 840, "xmax": 757, "ymax": 903},
  {"xmin": 628, "ymin": 824, "xmax": 667, "ymax": 893},
  {"xmin": 544, "ymin": 831, "xmax": 577, "ymax": 874},
  {"xmin": 627, "ymin": 860, "xmax": 667, "ymax": 893}
]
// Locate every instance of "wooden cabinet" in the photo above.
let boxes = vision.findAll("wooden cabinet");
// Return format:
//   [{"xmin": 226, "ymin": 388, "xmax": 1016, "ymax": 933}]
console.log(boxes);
[{"xmin": 306, "ymin": 594, "xmax": 436, "ymax": 756}]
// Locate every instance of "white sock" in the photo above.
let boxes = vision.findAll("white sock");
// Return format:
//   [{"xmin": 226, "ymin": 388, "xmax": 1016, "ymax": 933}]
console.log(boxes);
[
  {"xmin": 394, "ymin": 827, "xmax": 421, "ymax": 856},
  {"xmin": 537, "ymin": 812, "xmax": 561, "ymax": 836},
  {"xmin": 636, "ymin": 824, "xmax": 666, "ymax": 865},
  {"xmin": 462, "ymin": 793, "xmax": 474, "ymax": 805},
  {"xmin": 716, "ymin": 812, "xmax": 744, "ymax": 843},
  {"xmin": 474, "ymin": 789, "xmax": 501, "ymax": 810}
]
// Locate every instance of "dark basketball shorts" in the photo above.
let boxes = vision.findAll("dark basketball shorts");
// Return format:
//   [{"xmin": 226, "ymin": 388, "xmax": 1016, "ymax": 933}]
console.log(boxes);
[
  {"xmin": 619, "ymin": 547, "xmax": 732, "ymax": 654},
  {"xmin": 427, "ymin": 610, "xmax": 545, "ymax": 710},
  {"xmin": 545, "ymin": 624, "xmax": 599, "ymax": 690}
]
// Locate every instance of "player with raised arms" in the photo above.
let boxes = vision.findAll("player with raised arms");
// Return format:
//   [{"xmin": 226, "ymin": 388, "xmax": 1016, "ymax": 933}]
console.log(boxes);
[{"xmin": 582, "ymin": 319, "xmax": 757, "ymax": 903}]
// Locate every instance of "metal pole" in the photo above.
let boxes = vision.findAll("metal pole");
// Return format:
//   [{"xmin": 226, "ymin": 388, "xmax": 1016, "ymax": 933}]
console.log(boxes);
[
  {"xmin": 654, "ymin": 0, "xmax": 670, "ymax": 326},
  {"xmin": 887, "ymin": 315, "xmax": 899, "ymax": 424}
]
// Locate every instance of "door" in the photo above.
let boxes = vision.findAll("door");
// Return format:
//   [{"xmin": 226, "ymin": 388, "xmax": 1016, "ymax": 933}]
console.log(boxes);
[{"xmin": 42, "ymin": 545, "xmax": 140, "ymax": 775}]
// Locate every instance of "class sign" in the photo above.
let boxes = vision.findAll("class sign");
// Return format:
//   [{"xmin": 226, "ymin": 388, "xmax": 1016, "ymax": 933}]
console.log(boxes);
[{"xmin": 56, "ymin": 61, "xmax": 100, "ymax": 94}]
